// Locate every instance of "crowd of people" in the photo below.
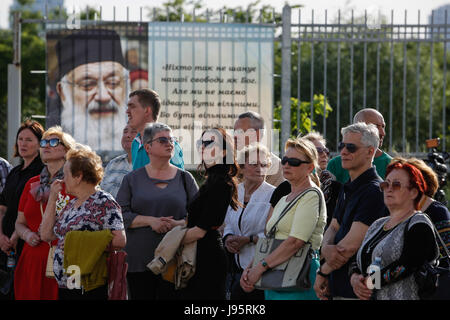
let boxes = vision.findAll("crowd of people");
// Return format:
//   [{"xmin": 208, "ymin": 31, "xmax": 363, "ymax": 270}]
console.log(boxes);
[{"xmin": 0, "ymin": 88, "xmax": 449, "ymax": 301}]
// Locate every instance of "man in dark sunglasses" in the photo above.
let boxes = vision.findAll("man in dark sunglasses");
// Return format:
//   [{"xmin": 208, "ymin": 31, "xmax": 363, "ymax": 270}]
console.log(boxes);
[
  {"xmin": 327, "ymin": 108, "xmax": 392, "ymax": 184},
  {"xmin": 314, "ymin": 122, "xmax": 387, "ymax": 301},
  {"xmin": 233, "ymin": 111, "xmax": 284, "ymax": 187}
]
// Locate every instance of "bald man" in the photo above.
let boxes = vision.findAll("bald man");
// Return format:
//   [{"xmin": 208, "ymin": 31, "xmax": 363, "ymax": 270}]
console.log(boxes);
[{"xmin": 327, "ymin": 108, "xmax": 393, "ymax": 183}]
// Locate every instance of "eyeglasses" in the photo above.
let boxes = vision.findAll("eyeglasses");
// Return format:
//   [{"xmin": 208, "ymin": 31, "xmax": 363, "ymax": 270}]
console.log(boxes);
[
  {"xmin": 196, "ymin": 139, "xmax": 215, "ymax": 149},
  {"xmin": 338, "ymin": 142, "xmax": 360, "ymax": 153},
  {"xmin": 281, "ymin": 156, "xmax": 311, "ymax": 167},
  {"xmin": 147, "ymin": 136, "xmax": 176, "ymax": 145},
  {"xmin": 379, "ymin": 181, "xmax": 411, "ymax": 192},
  {"xmin": 40, "ymin": 138, "xmax": 63, "ymax": 148},
  {"xmin": 316, "ymin": 147, "xmax": 330, "ymax": 155},
  {"xmin": 62, "ymin": 78, "xmax": 124, "ymax": 92}
]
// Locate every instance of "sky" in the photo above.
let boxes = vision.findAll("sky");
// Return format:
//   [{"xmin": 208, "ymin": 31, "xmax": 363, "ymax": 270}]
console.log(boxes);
[{"xmin": 1, "ymin": 0, "xmax": 450, "ymax": 29}]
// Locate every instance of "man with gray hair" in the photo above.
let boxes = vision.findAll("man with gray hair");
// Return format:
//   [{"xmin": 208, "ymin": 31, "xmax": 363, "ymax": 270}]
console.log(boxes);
[
  {"xmin": 314, "ymin": 122, "xmax": 386, "ymax": 300},
  {"xmin": 233, "ymin": 111, "xmax": 284, "ymax": 187},
  {"xmin": 327, "ymin": 108, "xmax": 392, "ymax": 184}
]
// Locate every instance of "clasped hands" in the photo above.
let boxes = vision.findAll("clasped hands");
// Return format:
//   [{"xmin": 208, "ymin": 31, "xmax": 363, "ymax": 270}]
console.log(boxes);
[{"xmin": 224, "ymin": 235, "xmax": 249, "ymax": 254}]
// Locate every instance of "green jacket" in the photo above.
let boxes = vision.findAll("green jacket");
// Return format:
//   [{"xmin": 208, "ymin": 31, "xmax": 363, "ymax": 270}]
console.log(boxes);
[{"xmin": 64, "ymin": 230, "xmax": 113, "ymax": 292}]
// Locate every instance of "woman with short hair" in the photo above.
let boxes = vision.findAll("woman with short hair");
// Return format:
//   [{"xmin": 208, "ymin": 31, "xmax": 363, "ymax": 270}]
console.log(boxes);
[
  {"xmin": 349, "ymin": 161, "xmax": 439, "ymax": 300},
  {"xmin": 117, "ymin": 122, "xmax": 198, "ymax": 300},
  {"xmin": 40, "ymin": 146, "xmax": 126, "ymax": 300},
  {"xmin": 14, "ymin": 126, "xmax": 75, "ymax": 300}
]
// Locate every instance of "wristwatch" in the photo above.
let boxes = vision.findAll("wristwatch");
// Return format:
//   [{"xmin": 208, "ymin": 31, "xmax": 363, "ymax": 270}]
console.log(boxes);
[
  {"xmin": 316, "ymin": 265, "xmax": 330, "ymax": 278},
  {"xmin": 261, "ymin": 259, "xmax": 271, "ymax": 271},
  {"xmin": 249, "ymin": 235, "xmax": 254, "ymax": 244}
]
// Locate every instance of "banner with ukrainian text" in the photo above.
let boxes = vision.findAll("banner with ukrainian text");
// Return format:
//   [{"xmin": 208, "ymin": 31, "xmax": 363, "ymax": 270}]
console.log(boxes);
[{"xmin": 148, "ymin": 23, "xmax": 274, "ymax": 166}]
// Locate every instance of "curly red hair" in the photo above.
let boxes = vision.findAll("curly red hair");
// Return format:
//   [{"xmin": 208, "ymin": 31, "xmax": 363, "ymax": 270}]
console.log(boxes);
[{"xmin": 385, "ymin": 161, "xmax": 428, "ymax": 210}]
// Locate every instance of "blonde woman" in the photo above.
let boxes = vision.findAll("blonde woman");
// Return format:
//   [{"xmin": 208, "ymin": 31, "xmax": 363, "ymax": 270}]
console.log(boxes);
[
  {"xmin": 224, "ymin": 143, "xmax": 275, "ymax": 300},
  {"xmin": 240, "ymin": 138, "xmax": 327, "ymax": 300},
  {"xmin": 14, "ymin": 126, "xmax": 75, "ymax": 300}
]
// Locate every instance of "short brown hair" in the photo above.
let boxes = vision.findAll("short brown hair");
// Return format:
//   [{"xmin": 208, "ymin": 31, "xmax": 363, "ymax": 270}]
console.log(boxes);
[
  {"xmin": 129, "ymin": 89, "xmax": 161, "ymax": 121},
  {"xmin": 14, "ymin": 120, "xmax": 44, "ymax": 157},
  {"xmin": 66, "ymin": 148, "xmax": 104, "ymax": 185}
]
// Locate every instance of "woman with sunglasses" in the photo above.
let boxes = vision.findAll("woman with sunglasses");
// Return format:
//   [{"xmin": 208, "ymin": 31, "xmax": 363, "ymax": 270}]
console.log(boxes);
[
  {"xmin": 116, "ymin": 122, "xmax": 198, "ymax": 300},
  {"xmin": 0, "ymin": 120, "xmax": 44, "ymax": 299},
  {"xmin": 179, "ymin": 127, "xmax": 240, "ymax": 300},
  {"xmin": 240, "ymin": 138, "xmax": 327, "ymax": 300},
  {"xmin": 392, "ymin": 157, "xmax": 450, "ymax": 259},
  {"xmin": 349, "ymin": 161, "xmax": 439, "ymax": 300},
  {"xmin": 223, "ymin": 143, "xmax": 275, "ymax": 300},
  {"xmin": 13, "ymin": 126, "xmax": 76, "ymax": 300}
]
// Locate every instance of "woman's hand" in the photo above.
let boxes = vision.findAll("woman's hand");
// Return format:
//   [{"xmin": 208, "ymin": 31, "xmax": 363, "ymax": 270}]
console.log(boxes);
[
  {"xmin": 314, "ymin": 274, "xmax": 331, "ymax": 300},
  {"xmin": 240, "ymin": 266, "xmax": 255, "ymax": 293},
  {"xmin": 149, "ymin": 216, "xmax": 172, "ymax": 233},
  {"xmin": 0, "ymin": 233, "xmax": 12, "ymax": 254},
  {"xmin": 24, "ymin": 230, "xmax": 41, "ymax": 247},
  {"xmin": 49, "ymin": 179, "xmax": 63, "ymax": 201},
  {"xmin": 350, "ymin": 273, "xmax": 373, "ymax": 300},
  {"xmin": 225, "ymin": 235, "xmax": 241, "ymax": 254}
]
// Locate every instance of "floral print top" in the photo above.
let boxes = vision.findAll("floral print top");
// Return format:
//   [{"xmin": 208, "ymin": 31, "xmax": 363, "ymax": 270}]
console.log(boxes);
[{"xmin": 53, "ymin": 189, "xmax": 124, "ymax": 288}]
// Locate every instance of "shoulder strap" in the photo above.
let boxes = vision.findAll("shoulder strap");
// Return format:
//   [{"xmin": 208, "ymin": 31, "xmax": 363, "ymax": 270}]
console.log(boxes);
[{"xmin": 267, "ymin": 187, "xmax": 323, "ymax": 238}]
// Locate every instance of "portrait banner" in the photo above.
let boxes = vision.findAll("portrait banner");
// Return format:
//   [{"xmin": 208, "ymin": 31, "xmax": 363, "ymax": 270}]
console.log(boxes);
[{"xmin": 46, "ymin": 22, "xmax": 149, "ymax": 161}]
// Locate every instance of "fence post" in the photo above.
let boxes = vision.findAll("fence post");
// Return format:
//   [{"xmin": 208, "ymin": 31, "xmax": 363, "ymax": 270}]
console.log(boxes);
[
  {"xmin": 281, "ymin": 5, "xmax": 291, "ymax": 154},
  {"xmin": 7, "ymin": 12, "xmax": 21, "ymax": 165}
]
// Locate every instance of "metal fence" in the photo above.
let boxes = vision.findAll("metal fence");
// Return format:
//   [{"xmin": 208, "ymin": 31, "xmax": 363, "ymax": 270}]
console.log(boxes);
[
  {"xmin": 7, "ymin": 3, "xmax": 450, "ymax": 162},
  {"xmin": 279, "ymin": 6, "xmax": 449, "ymax": 157}
]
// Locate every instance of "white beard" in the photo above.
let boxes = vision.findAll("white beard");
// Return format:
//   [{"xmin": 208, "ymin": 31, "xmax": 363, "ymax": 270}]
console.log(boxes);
[{"xmin": 60, "ymin": 89, "xmax": 127, "ymax": 151}]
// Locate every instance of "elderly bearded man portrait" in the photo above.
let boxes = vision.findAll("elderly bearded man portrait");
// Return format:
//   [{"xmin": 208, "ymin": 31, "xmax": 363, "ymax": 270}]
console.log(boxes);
[{"xmin": 55, "ymin": 28, "xmax": 129, "ymax": 151}]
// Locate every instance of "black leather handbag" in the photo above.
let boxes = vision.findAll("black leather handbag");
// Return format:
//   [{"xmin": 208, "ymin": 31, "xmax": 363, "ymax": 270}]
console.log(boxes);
[{"xmin": 405, "ymin": 214, "xmax": 450, "ymax": 300}]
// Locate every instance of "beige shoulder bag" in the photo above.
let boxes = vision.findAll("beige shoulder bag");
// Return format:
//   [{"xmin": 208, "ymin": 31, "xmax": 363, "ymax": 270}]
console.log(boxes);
[{"xmin": 40, "ymin": 203, "xmax": 56, "ymax": 279}]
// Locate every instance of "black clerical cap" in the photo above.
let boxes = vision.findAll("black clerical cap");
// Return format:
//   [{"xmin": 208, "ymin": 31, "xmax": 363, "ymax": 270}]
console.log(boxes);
[{"xmin": 56, "ymin": 28, "xmax": 125, "ymax": 80}]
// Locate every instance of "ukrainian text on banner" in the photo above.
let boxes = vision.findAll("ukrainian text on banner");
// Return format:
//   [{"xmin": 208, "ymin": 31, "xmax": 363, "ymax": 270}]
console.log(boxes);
[{"xmin": 148, "ymin": 23, "xmax": 274, "ymax": 166}]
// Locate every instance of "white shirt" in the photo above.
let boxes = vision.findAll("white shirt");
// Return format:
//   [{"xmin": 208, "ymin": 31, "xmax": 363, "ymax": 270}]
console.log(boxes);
[{"xmin": 223, "ymin": 181, "xmax": 274, "ymax": 270}]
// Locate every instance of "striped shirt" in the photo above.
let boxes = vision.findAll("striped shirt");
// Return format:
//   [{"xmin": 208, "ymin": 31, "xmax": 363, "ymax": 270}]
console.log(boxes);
[
  {"xmin": 100, "ymin": 154, "xmax": 132, "ymax": 199},
  {"xmin": 0, "ymin": 157, "xmax": 12, "ymax": 194}
]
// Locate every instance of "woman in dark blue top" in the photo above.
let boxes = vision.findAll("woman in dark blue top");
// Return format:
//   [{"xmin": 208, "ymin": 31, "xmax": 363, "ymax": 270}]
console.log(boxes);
[{"xmin": 180, "ymin": 127, "xmax": 240, "ymax": 300}]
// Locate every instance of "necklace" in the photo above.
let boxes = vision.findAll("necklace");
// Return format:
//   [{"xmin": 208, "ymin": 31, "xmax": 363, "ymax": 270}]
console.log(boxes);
[{"xmin": 383, "ymin": 212, "xmax": 415, "ymax": 231}]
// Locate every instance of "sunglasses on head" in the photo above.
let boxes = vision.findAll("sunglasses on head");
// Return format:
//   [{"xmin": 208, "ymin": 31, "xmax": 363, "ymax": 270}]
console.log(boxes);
[
  {"xmin": 281, "ymin": 156, "xmax": 311, "ymax": 167},
  {"xmin": 196, "ymin": 139, "xmax": 215, "ymax": 149},
  {"xmin": 40, "ymin": 138, "xmax": 62, "ymax": 148},
  {"xmin": 147, "ymin": 136, "xmax": 176, "ymax": 145},
  {"xmin": 379, "ymin": 181, "xmax": 411, "ymax": 192},
  {"xmin": 338, "ymin": 142, "xmax": 360, "ymax": 153},
  {"xmin": 316, "ymin": 147, "xmax": 330, "ymax": 155}
]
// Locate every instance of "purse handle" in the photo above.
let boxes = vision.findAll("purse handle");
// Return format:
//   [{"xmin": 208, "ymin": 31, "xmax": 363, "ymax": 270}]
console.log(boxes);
[{"xmin": 267, "ymin": 187, "xmax": 323, "ymax": 239}]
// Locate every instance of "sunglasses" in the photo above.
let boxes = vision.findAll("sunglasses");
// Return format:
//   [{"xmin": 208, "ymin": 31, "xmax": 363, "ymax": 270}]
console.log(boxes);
[
  {"xmin": 316, "ymin": 147, "xmax": 330, "ymax": 155},
  {"xmin": 379, "ymin": 181, "xmax": 411, "ymax": 192},
  {"xmin": 281, "ymin": 156, "xmax": 311, "ymax": 167},
  {"xmin": 338, "ymin": 142, "xmax": 360, "ymax": 153},
  {"xmin": 40, "ymin": 138, "xmax": 62, "ymax": 148},
  {"xmin": 196, "ymin": 139, "xmax": 215, "ymax": 149},
  {"xmin": 147, "ymin": 136, "xmax": 176, "ymax": 145}
]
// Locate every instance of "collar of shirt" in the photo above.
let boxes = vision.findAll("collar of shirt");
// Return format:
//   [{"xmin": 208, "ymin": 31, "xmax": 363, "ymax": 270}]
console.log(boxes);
[
  {"xmin": 134, "ymin": 133, "xmax": 144, "ymax": 148},
  {"xmin": 343, "ymin": 167, "xmax": 379, "ymax": 193}
]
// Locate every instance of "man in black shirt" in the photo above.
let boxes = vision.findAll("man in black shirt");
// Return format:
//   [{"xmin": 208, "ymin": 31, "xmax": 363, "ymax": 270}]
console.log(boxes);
[{"xmin": 314, "ymin": 122, "xmax": 387, "ymax": 300}]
